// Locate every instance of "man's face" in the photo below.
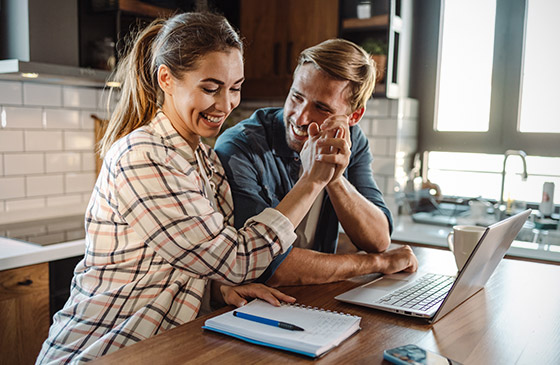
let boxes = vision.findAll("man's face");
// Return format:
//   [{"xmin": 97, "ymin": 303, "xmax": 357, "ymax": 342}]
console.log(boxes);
[{"xmin": 283, "ymin": 63, "xmax": 352, "ymax": 153}]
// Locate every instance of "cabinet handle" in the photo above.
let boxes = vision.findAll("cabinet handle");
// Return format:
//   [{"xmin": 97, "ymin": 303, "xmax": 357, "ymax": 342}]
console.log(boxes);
[
  {"xmin": 286, "ymin": 41, "xmax": 293, "ymax": 74},
  {"xmin": 17, "ymin": 279, "xmax": 33, "ymax": 286},
  {"xmin": 273, "ymin": 43, "xmax": 280, "ymax": 75}
]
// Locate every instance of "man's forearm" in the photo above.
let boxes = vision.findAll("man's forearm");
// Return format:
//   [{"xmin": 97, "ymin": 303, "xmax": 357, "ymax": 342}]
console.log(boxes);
[
  {"xmin": 266, "ymin": 245, "xmax": 418, "ymax": 287},
  {"xmin": 265, "ymin": 248, "xmax": 376, "ymax": 286},
  {"xmin": 326, "ymin": 177, "xmax": 391, "ymax": 252}
]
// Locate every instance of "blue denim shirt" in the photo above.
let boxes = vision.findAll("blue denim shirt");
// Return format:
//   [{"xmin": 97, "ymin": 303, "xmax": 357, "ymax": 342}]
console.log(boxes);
[{"xmin": 215, "ymin": 108, "xmax": 393, "ymax": 282}]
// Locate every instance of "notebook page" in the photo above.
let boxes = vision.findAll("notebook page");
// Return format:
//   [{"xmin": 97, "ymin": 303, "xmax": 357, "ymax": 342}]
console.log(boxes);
[{"xmin": 205, "ymin": 299, "xmax": 361, "ymax": 355}]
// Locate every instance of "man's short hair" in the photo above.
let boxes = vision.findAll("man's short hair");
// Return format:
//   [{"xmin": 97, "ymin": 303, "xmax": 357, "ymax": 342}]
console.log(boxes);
[{"xmin": 295, "ymin": 38, "xmax": 376, "ymax": 112}]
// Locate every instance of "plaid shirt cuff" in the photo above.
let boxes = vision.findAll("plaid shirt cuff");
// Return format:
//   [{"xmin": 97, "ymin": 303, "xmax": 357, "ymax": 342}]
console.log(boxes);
[{"xmin": 249, "ymin": 207, "xmax": 296, "ymax": 254}]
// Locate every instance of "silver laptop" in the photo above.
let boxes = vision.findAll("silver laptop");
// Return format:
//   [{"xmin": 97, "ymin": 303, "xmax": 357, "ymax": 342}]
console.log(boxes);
[{"xmin": 335, "ymin": 209, "xmax": 531, "ymax": 323}]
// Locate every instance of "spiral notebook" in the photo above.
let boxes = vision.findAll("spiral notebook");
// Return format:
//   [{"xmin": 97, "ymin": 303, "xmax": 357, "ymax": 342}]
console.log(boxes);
[{"xmin": 202, "ymin": 299, "xmax": 361, "ymax": 358}]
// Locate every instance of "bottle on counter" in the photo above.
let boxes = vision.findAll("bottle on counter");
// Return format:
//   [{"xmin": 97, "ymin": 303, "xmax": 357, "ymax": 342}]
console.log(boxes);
[{"xmin": 539, "ymin": 182, "xmax": 555, "ymax": 217}]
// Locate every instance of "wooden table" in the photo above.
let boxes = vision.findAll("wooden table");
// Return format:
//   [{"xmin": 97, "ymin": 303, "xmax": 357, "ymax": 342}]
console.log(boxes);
[{"xmin": 91, "ymin": 246, "xmax": 560, "ymax": 364}]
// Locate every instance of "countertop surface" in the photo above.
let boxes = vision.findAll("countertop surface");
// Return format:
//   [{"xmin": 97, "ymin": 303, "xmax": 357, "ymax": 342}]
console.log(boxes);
[
  {"xmin": 393, "ymin": 215, "xmax": 560, "ymax": 264},
  {"xmin": 0, "ymin": 237, "xmax": 85, "ymax": 271},
  {"xmin": 2, "ymin": 214, "xmax": 559, "ymax": 272}
]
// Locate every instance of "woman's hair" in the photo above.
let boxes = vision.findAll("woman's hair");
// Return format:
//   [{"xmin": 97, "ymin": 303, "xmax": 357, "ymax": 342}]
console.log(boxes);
[
  {"xmin": 99, "ymin": 12, "xmax": 243, "ymax": 157},
  {"xmin": 295, "ymin": 38, "xmax": 376, "ymax": 113}
]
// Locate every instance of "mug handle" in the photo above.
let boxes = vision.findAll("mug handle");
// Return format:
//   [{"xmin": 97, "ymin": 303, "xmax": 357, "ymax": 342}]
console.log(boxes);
[{"xmin": 447, "ymin": 232, "xmax": 454, "ymax": 251}]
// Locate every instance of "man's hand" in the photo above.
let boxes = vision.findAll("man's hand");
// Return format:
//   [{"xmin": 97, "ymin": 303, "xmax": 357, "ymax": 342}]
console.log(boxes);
[
  {"xmin": 300, "ymin": 122, "xmax": 336, "ymax": 184},
  {"xmin": 315, "ymin": 115, "xmax": 352, "ymax": 184},
  {"xmin": 374, "ymin": 245, "xmax": 419, "ymax": 274},
  {"xmin": 219, "ymin": 283, "xmax": 296, "ymax": 307}
]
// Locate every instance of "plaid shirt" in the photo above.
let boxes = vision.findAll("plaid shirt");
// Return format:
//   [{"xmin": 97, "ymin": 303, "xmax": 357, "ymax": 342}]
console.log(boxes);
[{"xmin": 37, "ymin": 112, "xmax": 296, "ymax": 364}]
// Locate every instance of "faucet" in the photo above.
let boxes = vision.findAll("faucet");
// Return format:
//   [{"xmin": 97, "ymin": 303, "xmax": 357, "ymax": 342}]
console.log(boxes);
[{"xmin": 499, "ymin": 150, "xmax": 528, "ymax": 212}]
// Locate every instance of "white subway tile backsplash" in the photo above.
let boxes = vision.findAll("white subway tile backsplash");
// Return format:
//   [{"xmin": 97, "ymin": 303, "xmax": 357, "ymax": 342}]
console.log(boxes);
[
  {"xmin": 371, "ymin": 118, "xmax": 397, "ymax": 137},
  {"xmin": 366, "ymin": 98, "xmax": 390, "ymax": 117},
  {"xmin": 0, "ymin": 155, "xmax": 3, "ymax": 175},
  {"xmin": 5, "ymin": 197, "xmax": 46, "ymax": 212},
  {"xmin": 82, "ymin": 192, "xmax": 93, "ymax": 203},
  {"xmin": 46, "ymin": 152, "xmax": 81, "ymax": 173},
  {"xmin": 387, "ymin": 138, "xmax": 397, "ymax": 156},
  {"xmin": 372, "ymin": 156, "xmax": 396, "ymax": 176},
  {"xmin": 81, "ymin": 152, "xmax": 95, "ymax": 171},
  {"xmin": 389, "ymin": 99, "xmax": 399, "ymax": 117},
  {"xmin": 0, "ymin": 131, "xmax": 24, "ymax": 152},
  {"xmin": 65, "ymin": 172, "xmax": 95, "ymax": 193},
  {"xmin": 3, "ymin": 106, "xmax": 43, "ymax": 129},
  {"xmin": 398, "ymin": 118, "xmax": 417, "ymax": 138},
  {"xmin": 358, "ymin": 118, "xmax": 372, "ymax": 136},
  {"xmin": 80, "ymin": 111, "xmax": 96, "ymax": 130},
  {"xmin": 26, "ymin": 174, "xmax": 64, "ymax": 197},
  {"xmin": 97, "ymin": 88, "xmax": 120, "ymax": 111},
  {"xmin": 45, "ymin": 109, "xmax": 80, "ymax": 129},
  {"xmin": 47, "ymin": 194, "xmax": 83, "ymax": 207},
  {"xmin": 24, "ymin": 130, "xmax": 63, "ymax": 151},
  {"xmin": 0, "ymin": 81, "xmax": 23, "ymax": 105},
  {"xmin": 63, "ymin": 87, "xmax": 98, "ymax": 109},
  {"xmin": 64, "ymin": 131, "xmax": 94, "ymax": 150},
  {"xmin": 23, "ymin": 83, "xmax": 62, "ymax": 106},
  {"xmin": 367, "ymin": 137, "xmax": 388, "ymax": 156},
  {"xmin": 4, "ymin": 153, "xmax": 44, "ymax": 175},
  {"xmin": 0, "ymin": 177, "xmax": 25, "ymax": 199},
  {"xmin": 398, "ymin": 98, "xmax": 419, "ymax": 119},
  {"xmin": 396, "ymin": 137, "xmax": 418, "ymax": 156}
]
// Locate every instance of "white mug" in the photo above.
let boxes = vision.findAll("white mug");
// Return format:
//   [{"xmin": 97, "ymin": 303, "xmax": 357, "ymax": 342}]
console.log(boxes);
[{"xmin": 447, "ymin": 225, "xmax": 486, "ymax": 271}]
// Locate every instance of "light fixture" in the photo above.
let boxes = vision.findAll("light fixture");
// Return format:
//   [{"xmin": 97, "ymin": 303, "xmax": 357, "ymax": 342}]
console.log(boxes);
[
  {"xmin": 21, "ymin": 72, "xmax": 39, "ymax": 78},
  {"xmin": 105, "ymin": 81, "xmax": 121, "ymax": 88}
]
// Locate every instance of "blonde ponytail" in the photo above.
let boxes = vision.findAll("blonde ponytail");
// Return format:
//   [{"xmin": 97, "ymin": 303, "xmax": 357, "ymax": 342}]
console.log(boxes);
[{"xmin": 99, "ymin": 20, "xmax": 164, "ymax": 158}]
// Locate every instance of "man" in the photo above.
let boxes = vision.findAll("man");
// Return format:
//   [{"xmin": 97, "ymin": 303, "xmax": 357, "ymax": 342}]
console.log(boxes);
[{"xmin": 215, "ymin": 39, "xmax": 417, "ymax": 286}]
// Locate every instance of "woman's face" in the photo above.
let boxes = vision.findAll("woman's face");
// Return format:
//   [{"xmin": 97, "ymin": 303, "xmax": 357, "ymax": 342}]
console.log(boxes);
[{"xmin": 159, "ymin": 49, "xmax": 244, "ymax": 149}]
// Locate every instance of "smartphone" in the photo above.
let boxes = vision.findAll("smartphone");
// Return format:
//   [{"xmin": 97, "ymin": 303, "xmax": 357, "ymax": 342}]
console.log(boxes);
[{"xmin": 383, "ymin": 344, "xmax": 462, "ymax": 365}]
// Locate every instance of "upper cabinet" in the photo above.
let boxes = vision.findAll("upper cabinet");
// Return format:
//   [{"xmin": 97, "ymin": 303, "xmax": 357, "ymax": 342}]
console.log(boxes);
[
  {"xmin": 240, "ymin": 0, "xmax": 339, "ymax": 99},
  {"xmin": 77, "ymin": 0, "xmax": 411, "ymax": 99},
  {"xmin": 340, "ymin": 0, "xmax": 412, "ymax": 99}
]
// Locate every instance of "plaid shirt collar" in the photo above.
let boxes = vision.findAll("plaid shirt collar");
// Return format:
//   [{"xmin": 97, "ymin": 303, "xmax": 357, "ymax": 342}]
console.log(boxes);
[{"xmin": 150, "ymin": 110, "xmax": 214, "ymax": 174}]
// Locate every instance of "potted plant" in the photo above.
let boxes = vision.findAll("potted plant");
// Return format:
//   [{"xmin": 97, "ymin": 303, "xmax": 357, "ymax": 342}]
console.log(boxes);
[{"xmin": 361, "ymin": 38, "xmax": 388, "ymax": 83}]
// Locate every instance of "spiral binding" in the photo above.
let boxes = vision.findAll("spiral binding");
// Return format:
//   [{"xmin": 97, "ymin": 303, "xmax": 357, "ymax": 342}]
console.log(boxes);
[{"xmin": 281, "ymin": 302, "xmax": 360, "ymax": 318}]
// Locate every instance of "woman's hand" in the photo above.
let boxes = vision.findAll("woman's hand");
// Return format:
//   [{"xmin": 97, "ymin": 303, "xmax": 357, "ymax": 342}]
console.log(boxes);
[
  {"xmin": 316, "ymin": 115, "xmax": 352, "ymax": 185},
  {"xmin": 300, "ymin": 122, "xmax": 336, "ymax": 185},
  {"xmin": 219, "ymin": 283, "xmax": 296, "ymax": 307}
]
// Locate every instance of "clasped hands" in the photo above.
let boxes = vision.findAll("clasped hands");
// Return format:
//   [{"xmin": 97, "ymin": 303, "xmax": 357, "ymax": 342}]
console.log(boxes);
[{"xmin": 300, "ymin": 115, "xmax": 352, "ymax": 186}]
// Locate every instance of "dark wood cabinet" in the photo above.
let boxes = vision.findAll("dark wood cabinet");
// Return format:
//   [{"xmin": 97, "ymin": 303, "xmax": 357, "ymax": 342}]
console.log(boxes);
[
  {"xmin": 0, "ymin": 263, "xmax": 50, "ymax": 365},
  {"xmin": 240, "ymin": 0, "xmax": 339, "ymax": 99}
]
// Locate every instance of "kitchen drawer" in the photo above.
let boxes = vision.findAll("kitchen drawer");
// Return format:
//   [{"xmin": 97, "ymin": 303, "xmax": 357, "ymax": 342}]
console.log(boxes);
[{"xmin": 0, "ymin": 263, "xmax": 50, "ymax": 365}]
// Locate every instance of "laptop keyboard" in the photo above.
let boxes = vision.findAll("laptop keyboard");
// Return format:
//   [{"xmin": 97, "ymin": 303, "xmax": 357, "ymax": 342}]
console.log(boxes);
[{"xmin": 376, "ymin": 273, "xmax": 455, "ymax": 312}]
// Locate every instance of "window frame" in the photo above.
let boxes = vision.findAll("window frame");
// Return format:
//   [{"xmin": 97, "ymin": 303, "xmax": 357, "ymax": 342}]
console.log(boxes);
[{"xmin": 418, "ymin": 0, "xmax": 559, "ymax": 158}]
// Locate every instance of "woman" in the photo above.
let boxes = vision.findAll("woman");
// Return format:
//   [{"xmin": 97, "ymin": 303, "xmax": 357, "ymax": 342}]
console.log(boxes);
[{"xmin": 37, "ymin": 12, "xmax": 335, "ymax": 364}]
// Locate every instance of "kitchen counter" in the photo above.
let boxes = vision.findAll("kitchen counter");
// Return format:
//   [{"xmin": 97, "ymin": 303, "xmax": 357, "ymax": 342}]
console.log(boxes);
[
  {"xmin": 3, "ymin": 214, "xmax": 559, "ymax": 272},
  {"xmin": 0, "ymin": 237, "xmax": 85, "ymax": 271},
  {"xmin": 392, "ymin": 215, "xmax": 560, "ymax": 264}
]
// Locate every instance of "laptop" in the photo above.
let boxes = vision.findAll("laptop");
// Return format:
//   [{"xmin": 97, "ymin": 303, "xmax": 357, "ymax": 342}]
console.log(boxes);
[{"xmin": 335, "ymin": 209, "xmax": 531, "ymax": 323}]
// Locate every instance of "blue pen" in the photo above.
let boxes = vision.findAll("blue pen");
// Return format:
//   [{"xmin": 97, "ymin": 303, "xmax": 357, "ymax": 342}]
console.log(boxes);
[{"xmin": 233, "ymin": 311, "xmax": 304, "ymax": 331}]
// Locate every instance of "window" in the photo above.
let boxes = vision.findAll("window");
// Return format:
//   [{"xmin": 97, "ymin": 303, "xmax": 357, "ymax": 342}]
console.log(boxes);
[
  {"xmin": 416, "ymin": 0, "xmax": 560, "ymax": 203},
  {"xmin": 436, "ymin": 0, "xmax": 496, "ymax": 132},
  {"xmin": 518, "ymin": 0, "xmax": 560, "ymax": 133},
  {"xmin": 427, "ymin": 151, "xmax": 560, "ymax": 204}
]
